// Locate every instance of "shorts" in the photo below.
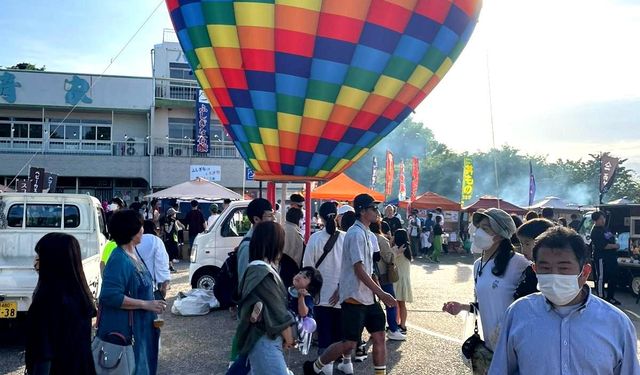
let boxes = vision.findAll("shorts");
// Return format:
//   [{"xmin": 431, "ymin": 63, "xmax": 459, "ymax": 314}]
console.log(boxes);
[{"xmin": 340, "ymin": 302, "xmax": 386, "ymax": 342}]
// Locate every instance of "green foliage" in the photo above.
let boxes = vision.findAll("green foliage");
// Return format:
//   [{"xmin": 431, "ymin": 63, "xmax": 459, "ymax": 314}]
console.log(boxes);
[
  {"xmin": 346, "ymin": 118, "xmax": 640, "ymax": 206},
  {"xmin": 7, "ymin": 62, "xmax": 45, "ymax": 71}
]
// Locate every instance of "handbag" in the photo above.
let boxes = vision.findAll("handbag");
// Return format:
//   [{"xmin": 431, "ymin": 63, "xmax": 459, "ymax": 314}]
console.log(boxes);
[
  {"xmin": 461, "ymin": 315, "xmax": 493, "ymax": 374},
  {"xmin": 386, "ymin": 260, "xmax": 399, "ymax": 283},
  {"xmin": 92, "ymin": 307, "xmax": 135, "ymax": 375}
]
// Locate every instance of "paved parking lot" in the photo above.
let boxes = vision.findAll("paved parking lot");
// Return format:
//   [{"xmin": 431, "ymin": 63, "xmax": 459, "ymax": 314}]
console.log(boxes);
[{"xmin": 3, "ymin": 253, "xmax": 640, "ymax": 374}]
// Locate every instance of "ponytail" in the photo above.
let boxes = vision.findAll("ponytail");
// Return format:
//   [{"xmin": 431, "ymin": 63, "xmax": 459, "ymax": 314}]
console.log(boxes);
[
  {"xmin": 323, "ymin": 215, "xmax": 337, "ymax": 235},
  {"xmin": 492, "ymin": 238, "xmax": 515, "ymax": 277}
]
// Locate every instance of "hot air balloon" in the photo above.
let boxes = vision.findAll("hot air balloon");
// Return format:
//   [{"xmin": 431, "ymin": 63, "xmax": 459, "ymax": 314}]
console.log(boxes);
[{"xmin": 166, "ymin": 0, "xmax": 482, "ymax": 181}]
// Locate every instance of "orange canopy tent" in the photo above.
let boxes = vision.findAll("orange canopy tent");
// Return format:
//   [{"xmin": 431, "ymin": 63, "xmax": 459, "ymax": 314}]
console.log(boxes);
[
  {"xmin": 398, "ymin": 192, "xmax": 461, "ymax": 211},
  {"xmin": 463, "ymin": 196, "xmax": 527, "ymax": 215},
  {"xmin": 310, "ymin": 173, "xmax": 385, "ymax": 202}
]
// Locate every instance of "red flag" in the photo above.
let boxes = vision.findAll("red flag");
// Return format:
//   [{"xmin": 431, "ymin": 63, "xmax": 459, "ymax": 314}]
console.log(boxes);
[
  {"xmin": 385, "ymin": 150, "xmax": 394, "ymax": 197},
  {"xmin": 411, "ymin": 157, "xmax": 419, "ymax": 201},
  {"xmin": 398, "ymin": 160, "xmax": 406, "ymax": 201}
]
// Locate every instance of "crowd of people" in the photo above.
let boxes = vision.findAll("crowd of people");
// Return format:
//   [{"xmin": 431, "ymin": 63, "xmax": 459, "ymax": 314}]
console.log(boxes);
[{"xmin": 21, "ymin": 192, "xmax": 640, "ymax": 374}]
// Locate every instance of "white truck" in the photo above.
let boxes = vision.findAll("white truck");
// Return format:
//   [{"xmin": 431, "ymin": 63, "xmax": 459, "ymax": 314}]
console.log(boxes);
[
  {"xmin": 0, "ymin": 193, "xmax": 107, "ymax": 320},
  {"xmin": 189, "ymin": 200, "xmax": 250, "ymax": 290}
]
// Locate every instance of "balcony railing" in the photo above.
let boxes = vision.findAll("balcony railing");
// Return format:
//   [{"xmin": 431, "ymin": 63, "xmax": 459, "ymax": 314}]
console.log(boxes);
[
  {"xmin": 0, "ymin": 137, "xmax": 241, "ymax": 159},
  {"xmin": 155, "ymin": 77, "xmax": 199, "ymax": 101}
]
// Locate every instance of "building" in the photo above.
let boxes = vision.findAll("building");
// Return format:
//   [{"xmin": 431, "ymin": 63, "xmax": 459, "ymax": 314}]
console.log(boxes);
[{"xmin": 0, "ymin": 40, "xmax": 261, "ymax": 203}]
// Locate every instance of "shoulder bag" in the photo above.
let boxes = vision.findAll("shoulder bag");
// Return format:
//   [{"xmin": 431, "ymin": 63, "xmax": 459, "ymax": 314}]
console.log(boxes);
[
  {"xmin": 92, "ymin": 305, "xmax": 135, "ymax": 375},
  {"xmin": 461, "ymin": 263, "xmax": 493, "ymax": 374},
  {"xmin": 315, "ymin": 231, "xmax": 340, "ymax": 269}
]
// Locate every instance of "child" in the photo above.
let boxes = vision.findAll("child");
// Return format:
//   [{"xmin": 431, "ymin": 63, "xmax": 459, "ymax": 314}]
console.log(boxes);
[{"xmin": 288, "ymin": 266, "xmax": 323, "ymax": 318}]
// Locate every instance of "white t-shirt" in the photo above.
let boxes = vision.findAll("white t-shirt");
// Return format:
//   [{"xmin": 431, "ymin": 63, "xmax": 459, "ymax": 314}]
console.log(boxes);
[
  {"xmin": 207, "ymin": 214, "xmax": 220, "ymax": 229},
  {"xmin": 136, "ymin": 234, "xmax": 171, "ymax": 284},
  {"xmin": 473, "ymin": 252, "xmax": 531, "ymax": 350},
  {"xmin": 302, "ymin": 229, "xmax": 345, "ymax": 308}
]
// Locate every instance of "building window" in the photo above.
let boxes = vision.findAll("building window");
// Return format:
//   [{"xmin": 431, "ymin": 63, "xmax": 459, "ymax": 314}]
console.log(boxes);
[
  {"xmin": 0, "ymin": 118, "xmax": 44, "ymax": 139},
  {"xmin": 168, "ymin": 117, "xmax": 194, "ymax": 141},
  {"xmin": 169, "ymin": 62, "xmax": 195, "ymax": 80}
]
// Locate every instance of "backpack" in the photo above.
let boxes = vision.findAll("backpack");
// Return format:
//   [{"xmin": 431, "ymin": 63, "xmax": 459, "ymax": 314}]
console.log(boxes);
[{"xmin": 214, "ymin": 237, "xmax": 250, "ymax": 309}]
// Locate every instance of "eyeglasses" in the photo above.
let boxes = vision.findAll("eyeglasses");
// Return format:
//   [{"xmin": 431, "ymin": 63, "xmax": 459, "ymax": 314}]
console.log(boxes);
[{"xmin": 366, "ymin": 205, "xmax": 379, "ymax": 211}]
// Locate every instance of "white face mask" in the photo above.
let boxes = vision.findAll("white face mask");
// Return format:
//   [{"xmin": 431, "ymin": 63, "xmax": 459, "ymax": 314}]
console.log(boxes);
[
  {"xmin": 472, "ymin": 228, "xmax": 494, "ymax": 252},
  {"xmin": 537, "ymin": 272, "xmax": 582, "ymax": 306}
]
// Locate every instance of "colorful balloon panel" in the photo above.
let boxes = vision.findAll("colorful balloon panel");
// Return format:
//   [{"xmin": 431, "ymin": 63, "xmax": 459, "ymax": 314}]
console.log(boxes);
[{"xmin": 166, "ymin": 0, "xmax": 482, "ymax": 181}]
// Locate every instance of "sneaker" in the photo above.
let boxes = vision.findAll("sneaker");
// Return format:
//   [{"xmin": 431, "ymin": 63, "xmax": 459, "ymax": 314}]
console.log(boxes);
[
  {"xmin": 336, "ymin": 362, "xmax": 354, "ymax": 374},
  {"xmin": 387, "ymin": 330, "xmax": 407, "ymax": 341},
  {"xmin": 398, "ymin": 325, "xmax": 407, "ymax": 334},
  {"xmin": 303, "ymin": 361, "xmax": 318, "ymax": 375},
  {"xmin": 169, "ymin": 265, "xmax": 177, "ymax": 273},
  {"xmin": 172, "ymin": 259, "xmax": 180, "ymax": 263},
  {"xmin": 321, "ymin": 362, "xmax": 334, "ymax": 375},
  {"xmin": 354, "ymin": 344, "xmax": 367, "ymax": 362}
]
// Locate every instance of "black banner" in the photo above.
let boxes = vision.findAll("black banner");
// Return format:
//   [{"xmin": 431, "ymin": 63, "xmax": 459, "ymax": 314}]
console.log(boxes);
[
  {"xmin": 16, "ymin": 178, "xmax": 29, "ymax": 193},
  {"xmin": 44, "ymin": 172, "xmax": 58, "ymax": 193},
  {"xmin": 29, "ymin": 167, "xmax": 45, "ymax": 193},
  {"xmin": 600, "ymin": 154, "xmax": 619, "ymax": 194}
]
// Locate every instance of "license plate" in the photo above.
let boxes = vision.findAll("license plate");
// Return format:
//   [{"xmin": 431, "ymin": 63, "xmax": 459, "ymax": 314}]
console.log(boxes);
[{"xmin": 0, "ymin": 302, "xmax": 17, "ymax": 319}]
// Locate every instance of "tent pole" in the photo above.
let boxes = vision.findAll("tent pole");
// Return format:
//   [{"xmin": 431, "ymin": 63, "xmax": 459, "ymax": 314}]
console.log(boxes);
[
  {"xmin": 305, "ymin": 181, "xmax": 311, "ymax": 242},
  {"xmin": 281, "ymin": 182, "xmax": 287, "ymax": 223}
]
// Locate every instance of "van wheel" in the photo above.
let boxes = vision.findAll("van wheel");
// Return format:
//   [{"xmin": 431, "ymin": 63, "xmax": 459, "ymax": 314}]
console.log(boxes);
[
  {"xmin": 192, "ymin": 267, "xmax": 219, "ymax": 290},
  {"xmin": 631, "ymin": 276, "xmax": 640, "ymax": 296}
]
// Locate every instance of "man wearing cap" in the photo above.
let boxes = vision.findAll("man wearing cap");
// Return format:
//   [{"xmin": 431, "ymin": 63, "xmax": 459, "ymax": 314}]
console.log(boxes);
[
  {"xmin": 304, "ymin": 194, "xmax": 397, "ymax": 375},
  {"xmin": 443, "ymin": 208, "xmax": 531, "ymax": 352}
]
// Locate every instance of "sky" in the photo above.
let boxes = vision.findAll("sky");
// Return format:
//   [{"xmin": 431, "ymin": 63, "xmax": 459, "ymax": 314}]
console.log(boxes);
[{"xmin": 1, "ymin": 0, "xmax": 639, "ymax": 170}]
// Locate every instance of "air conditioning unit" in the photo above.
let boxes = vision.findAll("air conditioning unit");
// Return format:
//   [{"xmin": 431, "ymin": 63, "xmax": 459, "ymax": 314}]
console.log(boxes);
[
  {"xmin": 155, "ymin": 147, "xmax": 164, "ymax": 156},
  {"xmin": 173, "ymin": 148, "xmax": 183, "ymax": 156}
]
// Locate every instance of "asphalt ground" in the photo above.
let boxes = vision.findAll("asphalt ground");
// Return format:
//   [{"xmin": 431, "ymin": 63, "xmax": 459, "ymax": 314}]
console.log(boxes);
[{"xmin": 3, "ymin": 253, "xmax": 640, "ymax": 374}]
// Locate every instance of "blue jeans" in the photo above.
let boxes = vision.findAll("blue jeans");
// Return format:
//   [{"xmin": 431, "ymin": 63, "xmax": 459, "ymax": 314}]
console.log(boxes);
[
  {"xmin": 381, "ymin": 283, "xmax": 399, "ymax": 332},
  {"xmin": 248, "ymin": 335, "xmax": 288, "ymax": 375}
]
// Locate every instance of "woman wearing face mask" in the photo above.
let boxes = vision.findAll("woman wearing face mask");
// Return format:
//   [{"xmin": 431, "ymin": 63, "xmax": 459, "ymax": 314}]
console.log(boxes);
[{"xmin": 442, "ymin": 208, "xmax": 531, "ymax": 351}]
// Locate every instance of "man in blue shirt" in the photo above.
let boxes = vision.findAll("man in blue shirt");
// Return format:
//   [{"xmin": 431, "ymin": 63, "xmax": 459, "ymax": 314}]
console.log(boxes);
[{"xmin": 489, "ymin": 226, "xmax": 640, "ymax": 375}]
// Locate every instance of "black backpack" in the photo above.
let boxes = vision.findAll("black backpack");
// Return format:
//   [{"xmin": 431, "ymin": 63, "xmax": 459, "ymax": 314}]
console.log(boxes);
[{"xmin": 214, "ymin": 237, "xmax": 249, "ymax": 309}]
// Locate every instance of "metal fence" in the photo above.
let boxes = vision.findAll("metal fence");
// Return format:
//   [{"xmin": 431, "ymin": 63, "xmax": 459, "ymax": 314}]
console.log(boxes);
[{"xmin": 0, "ymin": 137, "xmax": 240, "ymax": 159}]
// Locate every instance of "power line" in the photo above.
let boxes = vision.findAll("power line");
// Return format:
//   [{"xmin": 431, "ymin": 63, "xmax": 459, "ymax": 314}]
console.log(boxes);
[{"xmin": 8, "ymin": 0, "xmax": 164, "ymax": 188}]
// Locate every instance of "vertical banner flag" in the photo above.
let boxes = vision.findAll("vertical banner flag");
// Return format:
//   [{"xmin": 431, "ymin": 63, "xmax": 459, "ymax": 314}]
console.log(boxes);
[
  {"xmin": 16, "ymin": 178, "xmax": 29, "ymax": 193},
  {"xmin": 29, "ymin": 167, "xmax": 45, "ymax": 193},
  {"xmin": 194, "ymin": 90, "xmax": 211, "ymax": 154},
  {"xmin": 398, "ymin": 160, "xmax": 407, "ymax": 201},
  {"xmin": 600, "ymin": 154, "xmax": 619, "ymax": 194},
  {"xmin": 370, "ymin": 157, "xmax": 378, "ymax": 190},
  {"xmin": 461, "ymin": 158, "xmax": 474, "ymax": 204},
  {"xmin": 528, "ymin": 161, "xmax": 536, "ymax": 207},
  {"xmin": 411, "ymin": 157, "xmax": 419, "ymax": 201},
  {"xmin": 385, "ymin": 150, "xmax": 394, "ymax": 197},
  {"xmin": 44, "ymin": 172, "xmax": 58, "ymax": 193}
]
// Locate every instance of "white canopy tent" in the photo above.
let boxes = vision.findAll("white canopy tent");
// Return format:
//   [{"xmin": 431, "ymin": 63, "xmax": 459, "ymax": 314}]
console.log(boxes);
[{"xmin": 146, "ymin": 177, "xmax": 242, "ymax": 201}]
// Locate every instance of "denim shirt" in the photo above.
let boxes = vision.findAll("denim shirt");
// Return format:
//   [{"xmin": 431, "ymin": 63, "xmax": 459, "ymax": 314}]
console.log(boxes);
[{"xmin": 489, "ymin": 286, "xmax": 640, "ymax": 375}]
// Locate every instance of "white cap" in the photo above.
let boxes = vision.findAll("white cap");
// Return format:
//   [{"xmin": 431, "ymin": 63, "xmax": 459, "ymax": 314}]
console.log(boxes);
[{"xmin": 337, "ymin": 205, "xmax": 355, "ymax": 215}]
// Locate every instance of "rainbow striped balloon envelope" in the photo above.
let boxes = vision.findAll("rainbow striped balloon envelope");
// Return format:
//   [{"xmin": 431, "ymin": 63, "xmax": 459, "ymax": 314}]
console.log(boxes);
[{"xmin": 166, "ymin": 0, "xmax": 482, "ymax": 181}]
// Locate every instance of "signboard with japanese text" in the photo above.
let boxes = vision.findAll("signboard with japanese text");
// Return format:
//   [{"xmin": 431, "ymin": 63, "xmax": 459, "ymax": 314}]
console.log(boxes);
[
  {"xmin": 190, "ymin": 165, "xmax": 221, "ymax": 182},
  {"xmin": 29, "ymin": 167, "xmax": 45, "ymax": 193},
  {"xmin": 461, "ymin": 158, "xmax": 474, "ymax": 204},
  {"xmin": 245, "ymin": 166, "xmax": 255, "ymax": 181}
]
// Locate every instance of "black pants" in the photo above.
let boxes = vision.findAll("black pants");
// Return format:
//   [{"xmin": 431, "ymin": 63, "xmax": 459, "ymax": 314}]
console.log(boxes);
[{"xmin": 594, "ymin": 254, "xmax": 618, "ymax": 300}]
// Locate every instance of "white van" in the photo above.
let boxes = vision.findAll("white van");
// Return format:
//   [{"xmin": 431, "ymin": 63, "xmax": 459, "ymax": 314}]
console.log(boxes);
[
  {"xmin": 0, "ymin": 193, "xmax": 107, "ymax": 317},
  {"xmin": 189, "ymin": 200, "xmax": 250, "ymax": 290}
]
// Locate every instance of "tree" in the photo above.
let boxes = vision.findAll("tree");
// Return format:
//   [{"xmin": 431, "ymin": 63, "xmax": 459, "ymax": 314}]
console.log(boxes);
[
  {"xmin": 7, "ymin": 62, "xmax": 45, "ymax": 71},
  {"xmin": 344, "ymin": 119, "xmax": 640, "ymax": 206}
]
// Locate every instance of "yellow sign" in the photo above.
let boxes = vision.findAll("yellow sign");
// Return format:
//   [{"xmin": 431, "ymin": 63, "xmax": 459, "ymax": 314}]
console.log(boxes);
[
  {"xmin": 0, "ymin": 301, "xmax": 17, "ymax": 319},
  {"xmin": 461, "ymin": 158, "xmax": 474, "ymax": 204}
]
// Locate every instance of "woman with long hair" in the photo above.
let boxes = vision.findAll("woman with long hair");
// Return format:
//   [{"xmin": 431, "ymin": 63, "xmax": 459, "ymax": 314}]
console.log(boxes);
[
  {"xmin": 371, "ymin": 220, "xmax": 406, "ymax": 341},
  {"xmin": 97, "ymin": 210, "xmax": 166, "ymax": 375},
  {"xmin": 302, "ymin": 202, "xmax": 346, "ymax": 374},
  {"xmin": 234, "ymin": 221, "xmax": 295, "ymax": 374},
  {"xmin": 392, "ymin": 228, "xmax": 413, "ymax": 334},
  {"xmin": 25, "ymin": 233, "xmax": 97, "ymax": 374},
  {"xmin": 442, "ymin": 208, "xmax": 531, "ymax": 352}
]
